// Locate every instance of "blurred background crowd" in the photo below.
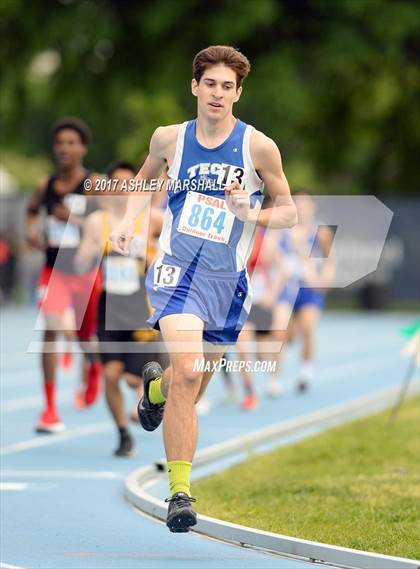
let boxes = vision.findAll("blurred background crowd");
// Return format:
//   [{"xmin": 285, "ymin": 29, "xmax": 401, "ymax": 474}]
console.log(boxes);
[{"xmin": 0, "ymin": 0, "xmax": 419, "ymax": 308}]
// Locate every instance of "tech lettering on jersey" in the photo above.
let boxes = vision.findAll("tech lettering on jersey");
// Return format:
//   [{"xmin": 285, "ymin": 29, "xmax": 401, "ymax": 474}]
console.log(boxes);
[{"xmin": 186, "ymin": 162, "xmax": 244, "ymax": 188}]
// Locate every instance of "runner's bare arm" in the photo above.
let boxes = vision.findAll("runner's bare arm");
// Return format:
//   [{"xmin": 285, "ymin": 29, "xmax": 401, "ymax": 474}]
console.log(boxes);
[
  {"xmin": 261, "ymin": 235, "xmax": 288, "ymax": 307},
  {"xmin": 152, "ymin": 171, "xmax": 170, "ymax": 208},
  {"xmin": 74, "ymin": 211, "xmax": 103, "ymax": 273},
  {"xmin": 51, "ymin": 203, "xmax": 77, "ymax": 223},
  {"xmin": 225, "ymin": 132, "xmax": 297, "ymax": 229},
  {"xmin": 251, "ymin": 132, "xmax": 296, "ymax": 228},
  {"xmin": 52, "ymin": 172, "xmax": 102, "ymax": 226},
  {"xmin": 110, "ymin": 126, "xmax": 178, "ymax": 255},
  {"xmin": 145, "ymin": 207, "xmax": 164, "ymax": 267},
  {"xmin": 150, "ymin": 207, "xmax": 164, "ymax": 238},
  {"xmin": 124, "ymin": 127, "xmax": 177, "ymax": 223},
  {"xmin": 26, "ymin": 177, "xmax": 48, "ymax": 249}
]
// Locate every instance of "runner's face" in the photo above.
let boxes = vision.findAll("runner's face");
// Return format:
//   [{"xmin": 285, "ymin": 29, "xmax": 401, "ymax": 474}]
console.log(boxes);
[
  {"xmin": 192, "ymin": 64, "xmax": 242, "ymax": 120},
  {"xmin": 53, "ymin": 129, "xmax": 87, "ymax": 167}
]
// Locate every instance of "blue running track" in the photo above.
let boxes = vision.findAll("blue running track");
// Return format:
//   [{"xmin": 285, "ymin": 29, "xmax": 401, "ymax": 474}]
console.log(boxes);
[{"xmin": 1, "ymin": 306, "xmax": 415, "ymax": 568}]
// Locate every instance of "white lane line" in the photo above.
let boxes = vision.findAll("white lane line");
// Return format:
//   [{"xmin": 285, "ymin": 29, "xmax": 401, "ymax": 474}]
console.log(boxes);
[
  {"xmin": 1, "ymin": 390, "xmax": 73, "ymax": 413},
  {"xmin": 310, "ymin": 335, "xmax": 403, "ymax": 360},
  {"xmin": 0, "ymin": 482, "xmax": 57, "ymax": 491},
  {"xmin": 1, "ymin": 372, "xmax": 49, "ymax": 388},
  {"xmin": 1, "ymin": 470, "xmax": 123, "ymax": 480},
  {"xmin": 0, "ymin": 421, "xmax": 113, "ymax": 456},
  {"xmin": 0, "ymin": 354, "xmax": 405, "ymax": 456},
  {"xmin": 127, "ymin": 385, "xmax": 420, "ymax": 569},
  {"xmin": 1, "ymin": 359, "xmax": 78, "ymax": 387},
  {"xmin": 1, "ymin": 368, "xmax": 41, "ymax": 382},
  {"xmin": 253, "ymin": 351, "xmax": 401, "ymax": 395},
  {"xmin": 313, "ymin": 352, "xmax": 401, "ymax": 386},
  {"xmin": 1, "ymin": 323, "xmax": 405, "ymax": 391},
  {"xmin": 0, "ymin": 563, "xmax": 26, "ymax": 569},
  {"xmin": 1, "ymin": 349, "xmax": 401, "ymax": 414},
  {"xmin": 0, "ymin": 483, "xmax": 28, "ymax": 490}
]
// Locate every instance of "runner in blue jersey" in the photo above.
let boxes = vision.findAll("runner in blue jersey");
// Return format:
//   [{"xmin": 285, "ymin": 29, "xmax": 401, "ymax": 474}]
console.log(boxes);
[
  {"xmin": 110, "ymin": 45, "xmax": 297, "ymax": 532},
  {"xmin": 269, "ymin": 191, "xmax": 335, "ymax": 395}
]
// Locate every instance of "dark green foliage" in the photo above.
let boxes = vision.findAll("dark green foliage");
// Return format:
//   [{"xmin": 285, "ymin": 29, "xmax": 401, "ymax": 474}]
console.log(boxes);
[{"xmin": 1, "ymin": 0, "xmax": 419, "ymax": 192}]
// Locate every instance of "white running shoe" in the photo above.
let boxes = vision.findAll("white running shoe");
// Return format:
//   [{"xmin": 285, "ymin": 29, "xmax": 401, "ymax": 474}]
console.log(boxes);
[
  {"xmin": 218, "ymin": 390, "xmax": 238, "ymax": 406},
  {"xmin": 196, "ymin": 397, "xmax": 211, "ymax": 416},
  {"xmin": 265, "ymin": 380, "xmax": 284, "ymax": 399}
]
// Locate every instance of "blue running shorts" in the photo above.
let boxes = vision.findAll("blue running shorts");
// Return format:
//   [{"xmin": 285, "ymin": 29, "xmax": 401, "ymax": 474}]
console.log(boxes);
[
  {"xmin": 146, "ymin": 254, "xmax": 251, "ymax": 345},
  {"xmin": 278, "ymin": 281, "xmax": 325, "ymax": 312}
]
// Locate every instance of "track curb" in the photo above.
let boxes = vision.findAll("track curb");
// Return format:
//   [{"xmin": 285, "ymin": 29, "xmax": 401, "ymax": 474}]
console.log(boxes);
[{"xmin": 126, "ymin": 384, "xmax": 420, "ymax": 569}]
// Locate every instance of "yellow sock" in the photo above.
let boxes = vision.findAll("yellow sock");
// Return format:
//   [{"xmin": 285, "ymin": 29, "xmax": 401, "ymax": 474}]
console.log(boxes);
[
  {"xmin": 168, "ymin": 460, "xmax": 192, "ymax": 496},
  {"xmin": 148, "ymin": 377, "xmax": 166, "ymax": 405}
]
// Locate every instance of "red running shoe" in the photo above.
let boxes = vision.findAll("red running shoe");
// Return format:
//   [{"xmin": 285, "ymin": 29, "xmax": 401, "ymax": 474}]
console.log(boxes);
[
  {"xmin": 73, "ymin": 389, "xmax": 87, "ymax": 411},
  {"xmin": 35, "ymin": 409, "xmax": 65, "ymax": 434},
  {"xmin": 240, "ymin": 393, "xmax": 258, "ymax": 411},
  {"xmin": 60, "ymin": 351, "xmax": 73, "ymax": 370},
  {"xmin": 84, "ymin": 362, "xmax": 102, "ymax": 406}
]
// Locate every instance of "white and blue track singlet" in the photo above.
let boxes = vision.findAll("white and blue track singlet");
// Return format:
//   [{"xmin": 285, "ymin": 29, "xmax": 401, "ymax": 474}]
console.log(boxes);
[
  {"xmin": 278, "ymin": 226, "xmax": 326, "ymax": 310},
  {"xmin": 159, "ymin": 119, "xmax": 264, "ymax": 274},
  {"xmin": 278, "ymin": 225, "xmax": 322, "ymax": 284}
]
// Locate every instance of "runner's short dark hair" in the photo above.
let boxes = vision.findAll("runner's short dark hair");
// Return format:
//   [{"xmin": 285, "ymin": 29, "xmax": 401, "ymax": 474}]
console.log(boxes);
[
  {"xmin": 106, "ymin": 161, "xmax": 137, "ymax": 178},
  {"xmin": 51, "ymin": 117, "xmax": 91, "ymax": 145},
  {"xmin": 193, "ymin": 45, "xmax": 251, "ymax": 88}
]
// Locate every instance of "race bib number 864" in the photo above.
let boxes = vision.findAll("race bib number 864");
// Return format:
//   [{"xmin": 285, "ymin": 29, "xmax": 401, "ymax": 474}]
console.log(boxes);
[{"xmin": 177, "ymin": 191, "xmax": 235, "ymax": 244}]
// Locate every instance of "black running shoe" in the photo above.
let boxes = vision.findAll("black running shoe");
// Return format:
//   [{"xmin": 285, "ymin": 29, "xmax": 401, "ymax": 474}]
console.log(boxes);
[
  {"xmin": 296, "ymin": 379, "xmax": 310, "ymax": 393},
  {"xmin": 114, "ymin": 432, "xmax": 135, "ymax": 457},
  {"xmin": 137, "ymin": 362, "xmax": 165, "ymax": 432},
  {"xmin": 165, "ymin": 493, "xmax": 197, "ymax": 533}
]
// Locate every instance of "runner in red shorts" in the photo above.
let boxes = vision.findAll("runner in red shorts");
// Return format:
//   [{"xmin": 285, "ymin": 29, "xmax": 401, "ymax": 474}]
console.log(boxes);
[{"xmin": 26, "ymin": 117, "xmax": 102, "ymax": 433}]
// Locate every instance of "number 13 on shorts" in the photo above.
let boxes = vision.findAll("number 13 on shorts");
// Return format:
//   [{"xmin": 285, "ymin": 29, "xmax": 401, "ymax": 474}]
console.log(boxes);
[{"xmin": 153, "ymin": 262, "xmax": 181, "ymax": 287}]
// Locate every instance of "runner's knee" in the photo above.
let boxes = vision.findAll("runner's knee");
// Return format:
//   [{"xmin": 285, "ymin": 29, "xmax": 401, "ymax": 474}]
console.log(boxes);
[
  {"xmin": 104, "ymin": 362, "xmax": 123, "ymax": 384},
  {"xmin": 44, "ymin": 330, "xmax": 56, "ymax": 342},
  {"xmin": 300, "ymin": 324, "xmax": 314, "ymax": 341},
  {"xmin": 172, "ymin": 358, "xmax": 203, "ymax": 386}
]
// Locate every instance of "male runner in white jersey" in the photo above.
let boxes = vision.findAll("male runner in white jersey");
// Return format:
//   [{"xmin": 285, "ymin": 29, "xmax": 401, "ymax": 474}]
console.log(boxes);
[
  {"xmin": 110, "ymin": 45, "xmax": 297, "ymax": 532},
  {"xmin": 26, "ymin": 118, "xmax": 102, "ymax": 433}
]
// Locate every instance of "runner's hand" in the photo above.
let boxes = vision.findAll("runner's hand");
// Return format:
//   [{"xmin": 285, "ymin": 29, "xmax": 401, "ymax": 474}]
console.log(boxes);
[
  {"xmin": 225, "ymin": 181, "xmax": 251, "ymax": 222},
  {"xmin": 109, "ymin": 219, "xmax": 135, "ymax": 256},
  {"xmin": 26, "ymin": 227, "xmax": 44, "ymax": 250},
  {"xmin": 52, "ymin": 203, "xmax": 71, "ymax": 221}
]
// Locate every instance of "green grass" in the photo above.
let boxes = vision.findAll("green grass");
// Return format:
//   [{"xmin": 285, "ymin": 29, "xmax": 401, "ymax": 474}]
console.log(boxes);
[{"xmin": 194, "ymin": 397, "xmax": 420, "ymax": 559}]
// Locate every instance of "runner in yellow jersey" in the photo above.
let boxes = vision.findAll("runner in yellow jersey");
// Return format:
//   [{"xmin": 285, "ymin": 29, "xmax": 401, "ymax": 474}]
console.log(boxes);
[{"xmin": 76, "ymin": 161, "xmax": 164, "ymax": 456}]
